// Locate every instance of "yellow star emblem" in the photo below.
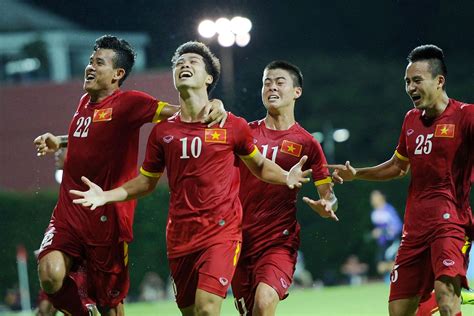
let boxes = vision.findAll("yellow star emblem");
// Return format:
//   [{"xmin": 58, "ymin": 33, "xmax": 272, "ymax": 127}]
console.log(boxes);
[
  {"xmin": 440, "ymin": 126, "xmax": 448, "ymax": 134},
  {"xmin": 211, "ymin": 131, "xmax": 220, "ymax": 140},
  {"xmin": 99, "ymin": 111, "xmax": 107, "ymax": 119},
  {"xmin": 287, "ymin": 144, "xmax": 295, "ymax": 152}
]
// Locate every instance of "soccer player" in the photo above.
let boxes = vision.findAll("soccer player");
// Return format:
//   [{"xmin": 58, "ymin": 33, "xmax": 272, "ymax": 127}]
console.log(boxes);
[
  {"xmin": 327, "ymin": 45, "xmax": 473, "ymax": 316},
  {"xmin": 70, "ymin": 42, "xmax": 312, "ymax": 316},
  {"xmin": 232, "ymin": 60, "xmax": 338, "ymax": 316},
  {"xmin": 33, "ymin": 35, "xmax": 226, "ymax": 316}
]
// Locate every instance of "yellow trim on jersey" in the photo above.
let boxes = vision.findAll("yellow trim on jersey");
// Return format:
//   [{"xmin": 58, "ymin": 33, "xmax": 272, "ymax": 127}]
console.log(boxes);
[
  {"xmin": 394, "ymin": 150, "xmax": 409, "ymax": 162},
  {"xmin": 151, "ymin": 101, "xmax": 168, "ymax": 123},
  {"xmin": 239, "ymin": 145, "xmax": 259, "ymax": 160},
  {"xmin": 462, "ymin": 236, "xmax": 471, "ymax": 255},
  {"xmin": 233, "ymin": 242, "xmax": 241, "ymax": 266},
  {"xmin": 314, "ymin": 176, "xmax": 332, "ymax": 186},
  {"xmin": 124, "ymin": 242, "xmax": 129, "ymax": 266},
  {"xmin": 140, "ymin": 167, "xmax": 162, "ymax": 178}
]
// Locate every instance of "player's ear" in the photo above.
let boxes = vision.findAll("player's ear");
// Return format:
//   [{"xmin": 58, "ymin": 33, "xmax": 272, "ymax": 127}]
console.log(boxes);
[
  {"xmin": 437, "ymin": 75, "xmax": 446, "ymax": 90},
  {"xmin": 114, "ymin": 68, "xmax": 126, "ymax": 82},
  {"xmin": 206, "ymin": 74, "xmax": 213, "ymax": 85},
  {"xmin": 294, "ymin": 87, "xmax": 302, "ymax": 100}
]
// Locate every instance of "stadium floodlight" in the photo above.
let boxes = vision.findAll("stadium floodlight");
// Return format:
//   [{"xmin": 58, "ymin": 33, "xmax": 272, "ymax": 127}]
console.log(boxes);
[
  {"xmin": 198, "ymin": 20, "xmax": 217, "ymax": 38},
  {"xmin": 333, "ymin": 129, "xmax": 350, "ymax": 143},
  {"xmin": 197, "ymin": 16, "xmax": 252, "ymax": 48}
]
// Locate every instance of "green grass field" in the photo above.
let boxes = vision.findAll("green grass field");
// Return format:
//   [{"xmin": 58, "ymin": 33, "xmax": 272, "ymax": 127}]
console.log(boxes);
[{"xmin": 3, "ymin": 282, "xmax": 473, "ymax": 315}]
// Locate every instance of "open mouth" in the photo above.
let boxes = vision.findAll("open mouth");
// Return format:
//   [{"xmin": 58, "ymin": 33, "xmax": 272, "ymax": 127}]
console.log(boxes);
[
  {"xmin": 179, "ymin": 71, "xmax": 192, "ymax": 79},
  {"xmin": 85, "ymin": 73, "xmax": 96, "ymax": 81},
  {"xmin": 411, "ymin": 95, "xmax": 421, "ymax": 102},
  {"xmin": 268, "ymin": 95, "xmax": 279, "ymax": 101}
]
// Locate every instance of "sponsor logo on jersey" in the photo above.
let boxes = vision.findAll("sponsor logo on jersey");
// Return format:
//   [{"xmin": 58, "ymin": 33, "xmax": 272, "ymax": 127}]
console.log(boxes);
[
  {"xmin": 93, "ymin": 108, "xmax": 113, "ymax": 122},
  {"xmin": 280, "ymin": 277, "xmax": 288, "ymax": 289},
  {"xmin": 390, "ymin": 264, "xmax": 399, "ymax": 283},
  {"xmin": 434, "ymin": 124, "xmax": 455, "ymax": 138},
  {"xmin": 205, "ymin": 128, "xmax": 227, "ymax": 143},
  {"xmin": 443, "ymin": 259, "xmax": 455, "ymax": 266},
  {"xmin": 280, "ymin": 140, "xmax": 302, "ymax": 157},
  {"xmin": 163, "ymin": 135, "xmax": 174, "ymax": 143},
  {"xmin": 219, "ymin": 277, "xmax": 229, "ymax": 286},
  {"xmin": 407, "ymin": 129, "xmax": 414, "ymax": 136}
]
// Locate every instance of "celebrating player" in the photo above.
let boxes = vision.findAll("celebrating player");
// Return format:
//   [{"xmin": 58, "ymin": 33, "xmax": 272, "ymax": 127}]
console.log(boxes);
[
  {"xmin": 232, "ymin": 60, "xmax": 337, "ymax": 316},
  {"xmin": 70, "ymin": 42, "xmax": 312, "ymax": 316},
  {"xmin": 328, "ymin": 45, "xmax": 473, "ymax": 316},
  {"xmin": 34, "ymin": 35, "xmax": 226, "ymax": 316}
]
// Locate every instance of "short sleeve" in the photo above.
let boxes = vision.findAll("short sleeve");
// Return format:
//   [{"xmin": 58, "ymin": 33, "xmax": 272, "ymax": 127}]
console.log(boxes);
[
  {"xmin": 232, "ymin": 115, "xmax": 258, "ymax": 157},
  {"xmin": 395, "ymin": 112, "xmax": 410, "ymax": 161},
  {"xmin": 123, "ymin": 91, "xmax": 164, "ymax": 127},
  {"xmin": 140, "ymin": 124, "xmax": 165, "ymax": 177},
  {"xmin": 307, "ymin": 138, "xmax": 331, "ymax": 186}
]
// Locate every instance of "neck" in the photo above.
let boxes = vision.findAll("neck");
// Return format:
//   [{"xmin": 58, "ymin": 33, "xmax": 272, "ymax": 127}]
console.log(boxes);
[
  {"xmin": 424, "ymin": 92, "xmax": 449, "ymax": 118},
  {"xmin": 264, "ymin": 108, "xmax": 296, "ymax": 130},
  {"xmin": 178, "ymin": 88, "xmax": 209, "ymax": 122},
  {"xmin": 88, "ymin": 87, "xmax": 118, "ymax": 103}
]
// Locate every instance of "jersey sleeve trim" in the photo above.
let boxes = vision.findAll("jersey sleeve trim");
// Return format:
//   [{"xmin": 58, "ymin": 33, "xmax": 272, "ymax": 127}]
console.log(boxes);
[
  {"xmin": 239, "ymin": 145, "xmax": 259, "ymax": 159},
  {"xmin": 394, "ymin": 150, "xmax": 409, "ymax": 161},
  {"xmin": 314, "ymin": 176, "xmax": 332, "ymax": 186},
  {"xmin": 140, "ymin": 167, "xmax": 162, "ymax": 178},
  {"xmin": 151, "ymin": 101, "xmax": 168, "ymax": 123}
]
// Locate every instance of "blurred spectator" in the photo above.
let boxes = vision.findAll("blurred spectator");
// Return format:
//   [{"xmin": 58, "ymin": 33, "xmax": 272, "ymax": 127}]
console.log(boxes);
[
  {"xmin": 293, "ymin": 251, "xmax": 314, "ymax": 288},
  {"xmin": 370, "ymin": 190, "xmax": 402, "ymax": 283},
  {"xmin": 4, "ymin": 286, "xmax": 21, "ymax": 311},
  {"xmin": 139, "ymin": 272, "xmax": 165, "ymax": 302},
  {"xmin": 340, "ymin": 255, "xmax": 368, "ymax": 286}
]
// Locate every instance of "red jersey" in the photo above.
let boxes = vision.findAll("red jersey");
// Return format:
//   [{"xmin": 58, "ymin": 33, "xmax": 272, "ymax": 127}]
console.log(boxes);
[
  {"xmin": 53, "ymin": 90, "xmax": 163, "ymax": 245},
  {"xmin": 141, "ymin": 113, "xmax": 257, "ymax": 258},
  {"xmin": 395, "ymin": 99, "xmax": 474, "ymax": 242},
  {"xmin": 238, "ymin": 120, "xmax": 331, "ymax": 258}
]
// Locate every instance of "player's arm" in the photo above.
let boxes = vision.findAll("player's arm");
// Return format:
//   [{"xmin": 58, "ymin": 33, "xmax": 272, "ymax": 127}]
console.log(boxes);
[
  {"xmin": 157, "ymin": 99, "xmax": 228, "ymax": 127},
  {"xmin": 303, "ymin": 181, "xmax": 339, "ymax": 221},
  {"xmin": 69, "ymin": 173, "xmax": 161, "ymax": 210},
  {"xmin": 34, "ymin": 133, "xmax": 68, "ymax": 156},
  {"xmin": 327, "ymin": 152, "xmax": 410, "ymax": 184},
  {"xmin": 239, "ymin": 150, "xmax": 312, "ymax": 189}
]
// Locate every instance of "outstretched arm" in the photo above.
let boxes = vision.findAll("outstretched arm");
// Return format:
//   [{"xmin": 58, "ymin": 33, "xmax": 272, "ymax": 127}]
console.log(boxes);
[
  {"xmin": 303, "ymin": 182, "xmax": 339, "ymax": 221},
  {"xmin": 70, "ymin": 173, "xmax": 160, "ymax": 210},
  {"xmin": 34, "ymin": 133, "xmax": 68, "ymax": 156},
  {"xmin": 327, "ymin": 154, "xmax": 410, "ymax": 184},
  {"xmin": 239, "ymin": 151, "xmax": 312, "ymax": 189},
  {"xmin": 158, "ymin": 99, "xmax": 228, "ymax": 127}
]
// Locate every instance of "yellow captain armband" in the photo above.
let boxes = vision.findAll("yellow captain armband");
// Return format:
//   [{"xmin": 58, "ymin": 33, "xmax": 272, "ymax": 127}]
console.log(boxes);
[
  {"xmin": 239, "ymin": 145, "xmax": 259, "ymax": 160},
  {"xmin": 314, "ymin": 176, "xmax": 332, "ymax": 187},
  {"xmin": 394, "ymin": 150, "xmax": 409, "ymax": 161},
  {"xmin": 151, "ymin": 101, "xmax": 169, "ymax": 123},
  {"xmin": 139, "ymin": 167, "xmax": 162, "ymax": 178}
]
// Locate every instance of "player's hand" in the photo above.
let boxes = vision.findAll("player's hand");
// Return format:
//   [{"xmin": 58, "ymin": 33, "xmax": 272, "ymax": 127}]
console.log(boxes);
[
  {"xmin": 202, "ymin": 99, "xmax": 227, "ymax": 128},
  {"xmin": 324, "ymin": 161, "xmax": 356, "ymax": 184},
  {"xmin": 34, "ymin": 133, "xmax": 60, "ymax": 156},
  {"xmin": 69, "ymin": 176, "xmax": 107, "ymax": 210},
  {"xmin": 302, "ymin": 196, "xmax": 339, "ymax": 221},
  {"xmin": 287, "ymin": 155, "xmax": 312, "ymax": 189}
]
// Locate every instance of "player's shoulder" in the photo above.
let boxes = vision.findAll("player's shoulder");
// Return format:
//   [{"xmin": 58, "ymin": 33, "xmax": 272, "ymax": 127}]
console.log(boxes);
[
  {"xmin": 452, "ymin": 99, "xmax": 474, "ymax": 114},
  {"xmin": 225, "ymin": 112, "xmax": 249, "ymax": 127},
  {"xmin": 120, "ymin": 90, "xmax": 154, "ymax": 100},
  {"xmin": 247, "ymin": 118, "xmax": 265, "ymax": 129}
]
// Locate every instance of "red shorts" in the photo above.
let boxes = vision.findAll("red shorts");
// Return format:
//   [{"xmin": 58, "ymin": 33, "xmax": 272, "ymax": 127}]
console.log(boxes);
[
  {"xmin": 389, "ymin": 234, "xmax": 471, "ymax": 302},
  {"xmin": 168, "ymin": 240, "xmax": 241, "ymax": 309},
  {"xmin": 232, "ymin": 247, "xmax": 297, "ymax": 315},
  {"xmin": 37, "ymin": 224, "xmax": 130, "ymax": 308}
]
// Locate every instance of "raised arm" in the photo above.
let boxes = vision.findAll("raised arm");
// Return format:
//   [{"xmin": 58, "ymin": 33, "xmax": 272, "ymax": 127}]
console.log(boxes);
[
  {"xmin": 327, "ymin": 153, "xmax": 410, "ymax": 184},
  {"xmin": 34, "ymin": 133, "xmax": 68, "ymax": 156},
  {"xmin": 69, "ymin": 173, "xmax": 160, "ymax": 210},
  {"xmin": 239, "ymin": 151, "xmax": 312, "ymax": 189}
]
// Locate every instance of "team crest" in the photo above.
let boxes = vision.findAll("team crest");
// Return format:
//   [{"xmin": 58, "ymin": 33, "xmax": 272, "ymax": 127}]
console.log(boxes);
[
  {"xmin": 93, "ymin": 108, "xmax": 113, "ymax": 122},
  {"xmin": 434, "ymin": 124, "xmax": 455, "ymax": 138},
  {"xmin": 205, "ymin": 129, "xmax": 227, "ymax": 143},
  {"xmin": 280, "ymin": 140, "xmax": 302, "ymax": 157}
]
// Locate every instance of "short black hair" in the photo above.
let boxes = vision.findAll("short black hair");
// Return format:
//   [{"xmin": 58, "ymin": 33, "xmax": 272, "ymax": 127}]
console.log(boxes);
[
  {"xmin": 407, "ymin": 44, "xmax": 447, "ymax": 80},
  {"xmin": 94, "ymin": 35, "xmax": 136, "ymax": 86},
  {"xmin": 264, "ymin": 60, "xmax": 303, "ymax": 88},
  {"xmin": 171, "ymin": 41, "xmax": 221, "ymax": 94}
]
